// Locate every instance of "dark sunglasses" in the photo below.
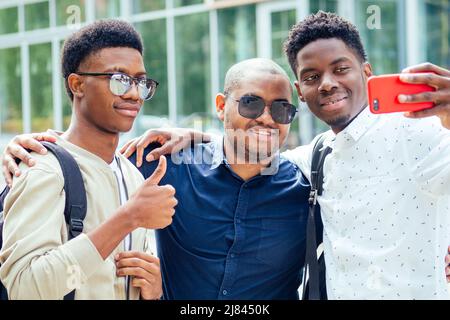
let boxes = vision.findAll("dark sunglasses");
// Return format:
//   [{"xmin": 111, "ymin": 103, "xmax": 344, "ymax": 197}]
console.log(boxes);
[
  {"xmin": 232, "ymin": 95, "xmax": 297, "ymax": 124},
  {"xmin": 75, "ymin": 72, "xmax": 159, "ymax": 101}
]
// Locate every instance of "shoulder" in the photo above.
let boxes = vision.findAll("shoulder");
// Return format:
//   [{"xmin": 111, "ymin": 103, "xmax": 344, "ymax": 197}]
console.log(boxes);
[{"xmin": 15, "ymin": 151, "xmax": 64, "ymax": 186}]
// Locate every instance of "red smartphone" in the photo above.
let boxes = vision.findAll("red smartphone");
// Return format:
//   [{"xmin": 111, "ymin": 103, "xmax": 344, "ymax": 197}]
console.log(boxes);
[{"xmin": 367, "ymin": 74, "xmax": 435, "ymax": 114}]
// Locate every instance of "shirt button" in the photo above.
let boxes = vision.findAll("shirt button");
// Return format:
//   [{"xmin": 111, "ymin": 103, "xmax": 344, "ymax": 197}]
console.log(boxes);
[
  {"xmin": 230, "ymin": 253, "xmax": 235, "ymax": 258},
  {"xmin": 236, "ymin": 219, "xmax": 241, "ymax": 224},
  {"xmin": 222, "ymin": 290, "xmax": 228, "ymax": 296}
]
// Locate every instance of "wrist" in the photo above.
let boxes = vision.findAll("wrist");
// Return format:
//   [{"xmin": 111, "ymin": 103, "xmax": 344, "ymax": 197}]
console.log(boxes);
[{"xmin": 117, "ymin": 204, "xmax": 139, "ymax": 232}]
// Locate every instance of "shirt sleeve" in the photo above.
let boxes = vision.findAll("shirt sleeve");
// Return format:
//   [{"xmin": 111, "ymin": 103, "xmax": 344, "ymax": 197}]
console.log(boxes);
[
  {"xmin": 282, "ymin": 135, "xmax": 324, "ymax": 183},
  {"xmin": 0, "ymin": 165, "xmax": 104, "ymax": 300},
  {"xmin": 401, "ymin": 116, "xmax": 450, "ymax": 197}
]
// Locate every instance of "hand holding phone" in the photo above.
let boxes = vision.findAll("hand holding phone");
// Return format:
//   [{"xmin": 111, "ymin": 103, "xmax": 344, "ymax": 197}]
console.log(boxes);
[{"xmin": 367, "ymin": 74, "xmax": 436, "ymax": 114}]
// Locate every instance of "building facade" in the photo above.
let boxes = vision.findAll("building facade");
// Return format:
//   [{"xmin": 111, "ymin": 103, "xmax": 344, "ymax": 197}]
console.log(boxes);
[{"xmin": 0, "ymin": 0, "xmax": 448, "ymax": 151}]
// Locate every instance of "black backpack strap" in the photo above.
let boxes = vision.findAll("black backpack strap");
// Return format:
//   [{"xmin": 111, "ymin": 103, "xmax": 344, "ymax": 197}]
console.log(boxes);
[
  {"xmin": 41, "ymin": 142, "xmax": 87, "ymax": 240},
  {"xmin": 302, "ymin": 134, "xmax": 332, "ymax": 300},
  {"xmin": 40, "ymin": 142, "xmax": 87, "ymax": 300}
]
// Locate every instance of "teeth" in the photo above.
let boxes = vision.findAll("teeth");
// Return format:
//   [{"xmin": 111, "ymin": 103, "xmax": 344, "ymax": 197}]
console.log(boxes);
[
  {"xmin": 250, "ymin": 129, "xmax": 271, "ymax": 136},
  {"xmin": 324, "ymin": 97, "xmax": 345, "ymax": 106}
]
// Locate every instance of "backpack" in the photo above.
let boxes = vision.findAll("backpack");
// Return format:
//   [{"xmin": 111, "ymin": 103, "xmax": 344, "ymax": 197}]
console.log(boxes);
[
  {"xmin": 0, "ymin": 141, "xmax": 87, "ymax": 300},
  {"xmin": 302, "ymin": 133, "xmax": 332, "ymax": 300}
]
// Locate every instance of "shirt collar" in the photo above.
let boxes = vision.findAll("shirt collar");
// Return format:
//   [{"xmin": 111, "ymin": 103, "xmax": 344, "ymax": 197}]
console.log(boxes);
[
  {"xmin": 209, "ymin": 136, "xmax": 281, "ymax": 176},
  {"xmin": 326, "ymin": 105, "xmax": 377, "ymax": 149}
]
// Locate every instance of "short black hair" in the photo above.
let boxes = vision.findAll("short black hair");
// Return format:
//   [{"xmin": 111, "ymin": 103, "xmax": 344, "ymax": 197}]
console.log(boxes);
[
  {"xmin": 61, "ymin": 19, "xmax": 143, "ymax": 101},
  {"xmin": 284, "ymin": 11, "xmax": 367, "ymax": 77}
]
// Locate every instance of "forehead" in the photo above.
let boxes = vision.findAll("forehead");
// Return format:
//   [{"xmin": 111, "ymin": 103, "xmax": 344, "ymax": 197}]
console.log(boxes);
[
  {"xmin": 83, "ymin": 47, "xmax": 145, "ymax": 72},
  {"xmin": 296, "ymin": 38, "xmax": 359, "ymax": 71},
  {"xmin": 233, "ymin": 71, "xmax": 292, "ymax": 100}
]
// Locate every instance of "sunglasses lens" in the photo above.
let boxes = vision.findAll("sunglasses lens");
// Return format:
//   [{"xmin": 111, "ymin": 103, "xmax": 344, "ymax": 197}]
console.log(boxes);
[
  {"xmin": 271, "ymin": 101, "xmax": 297, "ymax": 124},
  {"xmin": 110, "ymin": 74, "xmax": 130, "ymax": 96},
  {"xmin": 238, "ymin": 96, "xmax": 265, "ymax": 119}
]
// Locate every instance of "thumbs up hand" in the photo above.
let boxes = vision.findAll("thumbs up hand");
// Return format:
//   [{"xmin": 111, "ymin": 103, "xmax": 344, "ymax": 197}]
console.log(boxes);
[{"xmin": 124, "ymin": 156, "xmax": 177, "ymax": 229}]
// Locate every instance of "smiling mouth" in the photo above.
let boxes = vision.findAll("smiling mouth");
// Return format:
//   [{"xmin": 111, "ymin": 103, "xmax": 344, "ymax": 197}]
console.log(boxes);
[{"xmin": 321, "ymin": 97, "xmax": 348, "ymax": 106}]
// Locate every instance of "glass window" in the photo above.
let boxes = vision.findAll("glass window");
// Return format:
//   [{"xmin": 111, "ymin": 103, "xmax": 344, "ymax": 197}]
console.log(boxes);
[
  {"xmin": 0, "ymin": 47, "xmax": 22, "ymax": 138},
  {"xmin": 132, "ymin": 0, "xmax": 165, "ymax": 13},
  {"xmin": 56, "ymin": 0, "xmax": 86, "ymax": 26},
  {"xmin": 96, "ymin": 0, "xmax": 121, "ymax": 19},
  {"xmin": 270, "ymin": 9, "xmax": 301, "ymax": 148},
  {"xmin": 174, "ymin": 0, "xmax": 203, "ymax": 7},
  {"xmin": 356, "ymin": 0, "xmax": 399, "ymax": 75},
  {"xmin": 25, "ymin": 1, "xmax": 50, "ymax": 31},
  {"xmin": 175, "ymin": 13, "xmax": 211, "ymax": 118},
  {"xmin": 424, "ymin": 0, "xmax": 449, "ymax": 67},
  {"xmin": 29, "ymin": 43, "xmax": 53, "ymax": 132},
  {"xmin": 310, "ymin": 0, "xmax": 338, "ymax": 13},
  {"xmin": 0, "ymin": 6, "xmax": 19, "ymax": 34},
  {"xmin": 218, "ymin": 5, "xmax": 256, "ymax": 91},
  {"xmin": 134, "ymin": 19, "xmax": 168, "ymax": 117},
  {"xmin": 60, "ymin": 40, "xmax": 72, "ymax": 130},
  {"xmin": 271, "ymin": 9, "xmax": 296, "ymax": 73}
]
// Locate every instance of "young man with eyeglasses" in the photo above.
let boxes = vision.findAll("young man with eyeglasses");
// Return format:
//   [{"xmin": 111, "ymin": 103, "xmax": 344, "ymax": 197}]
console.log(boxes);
[{"xmin": 0, "ymin": 20, "xmax": 177, "ymax": 299}]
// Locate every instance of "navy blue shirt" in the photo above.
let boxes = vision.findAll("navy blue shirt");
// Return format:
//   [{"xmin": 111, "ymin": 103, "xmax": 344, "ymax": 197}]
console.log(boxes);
[{"xmin": 130, "ymin": 138, "xmax": 310, "ymax": 300}]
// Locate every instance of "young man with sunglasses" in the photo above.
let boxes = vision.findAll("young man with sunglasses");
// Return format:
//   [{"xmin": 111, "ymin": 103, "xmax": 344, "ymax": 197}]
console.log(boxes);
[
  {"xmin": 0, "ymin": 20, "xmax": 177, "ymax": 299},
  {"xmin": 2, "ymin": 58, "xmax": 311, "ymax": 299}
]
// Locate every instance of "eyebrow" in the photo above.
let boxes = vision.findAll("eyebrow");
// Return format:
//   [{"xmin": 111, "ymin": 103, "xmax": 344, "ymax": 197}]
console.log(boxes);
[
  {"xmin": 107, "ymin": 67, "xmax": 147, "ymax": 77},
  {"xmin": 299, "ymin": 57, "xmax": 351, "ymax": 78},
  {"xmin": 329, "ymin": 57, "xmax": 351, "ymax": 65}
]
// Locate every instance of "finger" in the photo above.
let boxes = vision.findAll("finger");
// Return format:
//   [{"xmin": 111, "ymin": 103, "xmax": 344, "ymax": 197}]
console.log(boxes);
[
  {"xmin": 119, "ymin": 138, "xmax": 137, "ymax": 155},
  {"xmin": 146, "ymin": 155, "xmax": 167, "ymax": 185},
  {"xmin": 135, "ymin": 139, "xmax": 146, "ymax": 168},
  {"xmin": 404, "ymin": 104, "xmax": 449, "ymax": 119},
  {"xmin": 123, "ymin": 139, "xmax": 139, "ymax": 159},
  {"xmin": 32, "ymin": 132, "xmax": 57, "ymax": 143},
  {"xmin": 446, "ymin": 254, "xmax": 450, "ymax": 264},
  {"xmin": 14, "ymin": 137, "xmax": 48, "ymax": 155},
  {"xmin": 115, "ymin": 251, "xmax": 160, "ymax": 265},
  {"xmin": 116, "ymin": 267, "xmax": 151, "ymax": 279},
  {"xmin": 9, "ymin": 145, "xmax": 36, "ymax": 167},
  {"xmin": 398, "ymin": 91, "xmax": 439, "ymax": 104},
  {"xmin": 4, "ymin": 154, "xmax": 21, "ymax": 179},
  {"xmin": 146, "ymin": 139, "xmax": 183, "ymax": 163},
  {"xmin": 132, "ymin": 277, "xmax": 154, "ymax": 287},
  {"xmin": 398, "ymin": 73, "xmax": 446, "ymax": 90},
  {"xmin": 2, "ymin": 161, "xmax": 13, "ymax": 187},
  {"xmin": 116, "ymin": 258, "xmax": 160, "ymax": 275},
  {"xmin": 402, "ymin": 63, "xmax": 450, "ymax": 77}
]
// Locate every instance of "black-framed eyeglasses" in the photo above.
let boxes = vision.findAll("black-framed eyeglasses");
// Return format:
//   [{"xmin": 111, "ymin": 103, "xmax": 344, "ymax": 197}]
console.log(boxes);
[
  {"xmin": 232, "ymin": 95, "xmax": 298, "ymax": 124},
  {"xmin": 75, "ymin": 72, "xmax": 159, "ymax": 101}
]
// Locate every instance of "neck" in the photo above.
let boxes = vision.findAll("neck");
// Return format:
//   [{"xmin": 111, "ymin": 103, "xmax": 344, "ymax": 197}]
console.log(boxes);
[
  {"xmin": 223, "ymin": 137, "xmax": 274, "ymax": 181},
  {"xmin": 62, "ymin": 115, "xmax": 119, "ymax": 164},
  {"xmin": 331, "ymin": 103, "xmax": 368, "ymax": 134}
]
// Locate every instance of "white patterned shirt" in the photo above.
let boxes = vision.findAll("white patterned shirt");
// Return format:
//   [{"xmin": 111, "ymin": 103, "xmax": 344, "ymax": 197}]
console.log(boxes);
[{"xmin": 283, "ymin": 106, "xmax": 450, "ymax": 299}]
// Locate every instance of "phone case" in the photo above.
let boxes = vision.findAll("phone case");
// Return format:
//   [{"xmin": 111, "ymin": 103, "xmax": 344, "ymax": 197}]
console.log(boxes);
[{"xmin": 367, "ymin": 74, "xmax": 435, "ymax": 114}]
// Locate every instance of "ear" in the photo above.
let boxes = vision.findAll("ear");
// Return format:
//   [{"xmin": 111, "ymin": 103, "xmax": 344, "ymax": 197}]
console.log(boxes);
[
  {"xmin": 68, "ymin": 73, "xmax": 85, "ymax": 99},
  {"xmin": 294, "ymin": 80, "xmax": 305, "ymax": 102},
  {"xmin": 363, "ymin": 62, "xmax": 373, "ymax": 79},
  {"xmin": 216, "ymin": 93, "xmax": 226, "ymax": 122}
]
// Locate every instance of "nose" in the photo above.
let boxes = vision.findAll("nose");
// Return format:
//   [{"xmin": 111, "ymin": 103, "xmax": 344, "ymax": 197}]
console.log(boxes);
[
  {"xmin": 318, "ymin": 72, "xmax": 338, "ymax": 93},
  {"xmin": 256, "ymin": 106, "xmax": 276, "ymax": 126},
  {"xmin": 122, "ymin": 80, "xmax": 141, "ymax": 101}
]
